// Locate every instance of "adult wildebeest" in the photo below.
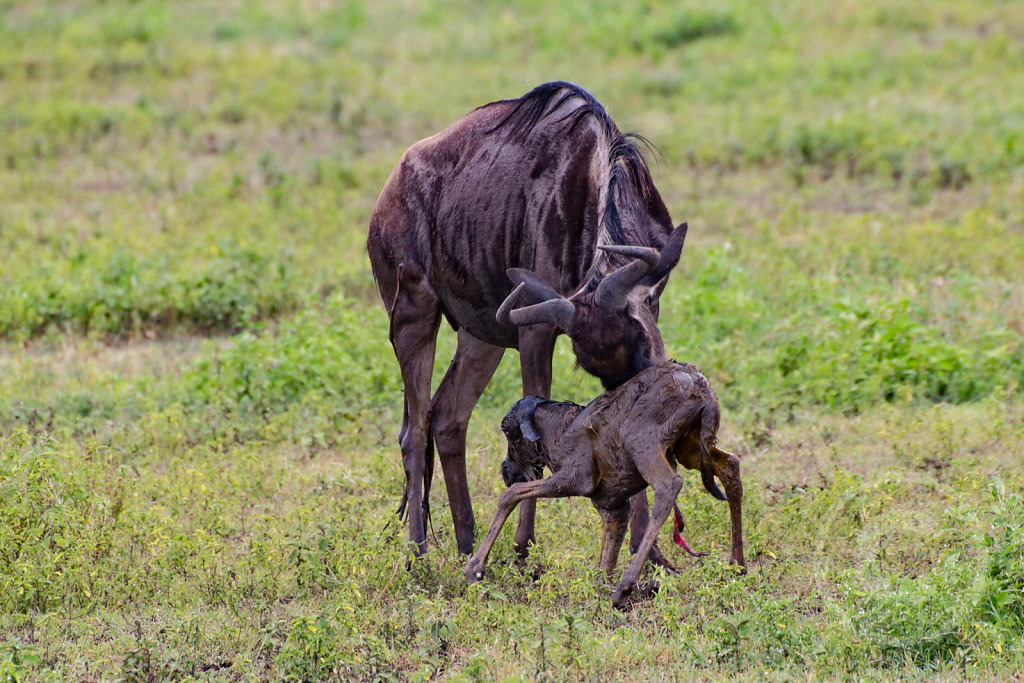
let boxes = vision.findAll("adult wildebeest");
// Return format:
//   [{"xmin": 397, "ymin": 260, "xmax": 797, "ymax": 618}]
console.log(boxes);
[
  {"xmin": 467, "ymin": 360, "xmax": 745, "ymax": 609},
  {"xmin": 367, "ymin": 81, "xmax": 689, "ymax": 562}
]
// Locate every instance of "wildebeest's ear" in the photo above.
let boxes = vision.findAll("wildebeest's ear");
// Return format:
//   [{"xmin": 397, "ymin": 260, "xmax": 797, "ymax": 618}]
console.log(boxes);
[{"xmin": 641, "ymin": 221, "xmax": 688, "ymax": 288}]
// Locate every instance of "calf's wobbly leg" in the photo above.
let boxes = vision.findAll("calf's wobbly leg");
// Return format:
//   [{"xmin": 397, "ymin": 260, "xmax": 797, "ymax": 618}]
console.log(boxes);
[
  {"xmin": 597, "ymin": 504, "xmax": 631, "ymax": 576},
  {"xmin": 629, "ymin": 492, "xmax": 679, "ymax": 576},
  {"xmin": 613, "ymin": 451, "xmax": 683, "ymax": 609},
  {"xmin": 466, "ymin": 465, "xmax": 590, "ymax": 584},
  {"xmin": 711, "ymin": 446, "xmax": 746, "ymax": 571}
]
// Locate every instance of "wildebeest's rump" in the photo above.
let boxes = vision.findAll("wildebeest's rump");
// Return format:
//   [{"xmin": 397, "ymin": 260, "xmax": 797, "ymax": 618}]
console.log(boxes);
[
  {"xmin": 467, "ymin": 360, "xmax": 745, "ymax": 609},
  {"xmin": 367, "ymin": 81, "xmax": 690, "ymax": 563}
]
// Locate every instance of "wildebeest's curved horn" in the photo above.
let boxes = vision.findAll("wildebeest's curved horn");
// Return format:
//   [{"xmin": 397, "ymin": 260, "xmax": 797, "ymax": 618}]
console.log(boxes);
[
  {"xmin": 597, "ymin": 244, "xmax": 661, "ymax": 270},
  {"xmin": 641, "ymin": 221, "xmax": 688, "ymax": 287},
  {"xmin": 593, "ymin": 256, "xmax": 654, "ymax": 310},
  {"xmin": 500, "ymin": 269, "xmax": 576, "ymax": 331},
  {"xmin": 496, "ymin": 282, "xmax": 526, "ymax": 325},
  {"xmin": 508, "ymin": 298, "xmax": 576, "ymax": 331},
  {"xmin": 593, "ymin": 222, "xmax": 690, "ymax": 310}
]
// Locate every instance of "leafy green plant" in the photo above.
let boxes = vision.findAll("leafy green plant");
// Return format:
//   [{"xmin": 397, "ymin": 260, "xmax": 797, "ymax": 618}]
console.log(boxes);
[
  {"xmin": 0, "ymin": 241, "xmax": 297, "ymax": 340},
  {"xmin": 0, "ymin": 639, "xmax": 40, "ymax": 683},
  {"xmin": 715, "ymin": 612, "xmax": 752, "ymax": 671},
  {"xmin": 973, "ymin": 484, "xmax": 1024, "ymax": 637},
  {"xmin": 182, "ymin": 293, "xmax": 398, "ymax": 417},
  {"xmin": 277, "ymin": 615, "xmax": 339, "ymax": 681}
]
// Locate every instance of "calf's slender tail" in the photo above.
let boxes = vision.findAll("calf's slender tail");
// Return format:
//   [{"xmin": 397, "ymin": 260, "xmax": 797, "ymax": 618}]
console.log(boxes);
[{"xmin": 698, "ymin": 407, "xmax": 727, "ymax": 501}]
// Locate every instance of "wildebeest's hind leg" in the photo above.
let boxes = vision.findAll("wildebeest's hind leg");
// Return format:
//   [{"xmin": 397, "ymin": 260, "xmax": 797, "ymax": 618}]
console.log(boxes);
[
  {"xmin": 389, "ymin": 273, "xmax": 442, "ymax": 559},
  {"xmin": 596, "ymin": 504, "xmax": 631, "ymax": 576},
  {"xmin": 429, "ymin": 329, "xmax": 504, "ymax": 555}
]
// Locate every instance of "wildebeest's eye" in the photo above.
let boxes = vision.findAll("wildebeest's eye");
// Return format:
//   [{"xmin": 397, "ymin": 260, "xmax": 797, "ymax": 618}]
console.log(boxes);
[{"xmin": 647, "ymin": 295, "xmax": 661, "ymax": 320}]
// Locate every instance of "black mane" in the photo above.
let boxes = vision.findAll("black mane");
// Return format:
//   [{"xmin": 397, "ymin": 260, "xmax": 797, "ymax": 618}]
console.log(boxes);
[{"xmin": 490, "ymin": 81, "xmax": 662, "ymax": 247}]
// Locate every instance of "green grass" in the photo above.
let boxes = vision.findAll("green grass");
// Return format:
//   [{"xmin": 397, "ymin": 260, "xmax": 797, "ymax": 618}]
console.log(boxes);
[{"xmin": 1, "ymin": 0, "xmax": 1023, "ymax": 679}]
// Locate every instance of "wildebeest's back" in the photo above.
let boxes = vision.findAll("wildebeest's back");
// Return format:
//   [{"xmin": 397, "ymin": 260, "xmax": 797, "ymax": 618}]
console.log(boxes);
[
  {"xmin": 367, "ymin": 101, "xmax": 510, "ymax": 308},
  {"xmin": 435, "ymin": 104, "xmax": 608, "ymax": 343},
  {"xmin": 368, "ymin": 83, "xmax": 665, "ymax": 348}
]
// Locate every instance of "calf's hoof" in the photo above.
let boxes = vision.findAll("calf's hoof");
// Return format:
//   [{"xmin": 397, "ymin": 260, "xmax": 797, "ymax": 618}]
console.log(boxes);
[
  {"xmin": 638, "ymin": 580, "xmax": 660, "ymax": 599},
  {"xmin": 612, "ymin": 580, "xmax": 661, "ymax": 611},
  {"xmin": 465, "ymin": 559, "xmax": 485, "ymax": 585},
  {"xmin": 611, "ymin": 583, "xmax": 633, "ymax": 610}
]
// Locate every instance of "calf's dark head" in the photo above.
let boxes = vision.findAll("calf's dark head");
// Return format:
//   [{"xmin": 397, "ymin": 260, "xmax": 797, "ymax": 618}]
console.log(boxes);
[
  {"xmin": 500, "ymin": 397, "xmax": 581, "ymax": 486},
  {"xmin": 500, "ymin": 397, "xmax": 548, "ymax": 486},
  {"xmin": 498, "ymin": 223, "xmax": 688, "ymax": 390}
]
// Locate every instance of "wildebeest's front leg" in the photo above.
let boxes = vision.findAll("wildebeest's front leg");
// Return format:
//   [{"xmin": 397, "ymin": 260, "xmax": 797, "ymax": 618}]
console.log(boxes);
[
  {"xmin": 596, "ymin": 504, "xmax": 631, "ymax": 576},
  {"xmin": 466, "ymin": 465, "xmax": 590, "ymax": 584},
  {"xmin": 712, "ymin": 446, "xmax": 746, "ymax": 571},
  {"xmin": 388, "ymin": 273, "xmax": 442, "ymax": 559},
  {"xmin": 428, "ymin": 329, "xmax": 505, "ymax": 555},
  {"xmin": 613, "ymin": 449, "xmax": 682, "ymax": 609},
  {"xmin": 513, "ymin": 325, "xmax": 558, "ymax": 559}
]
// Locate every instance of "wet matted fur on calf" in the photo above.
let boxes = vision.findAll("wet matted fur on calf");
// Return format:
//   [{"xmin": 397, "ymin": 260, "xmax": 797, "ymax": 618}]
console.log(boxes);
[{"xmin": 466, "ymin": 360, "xmax": 745, "ymax": 609}]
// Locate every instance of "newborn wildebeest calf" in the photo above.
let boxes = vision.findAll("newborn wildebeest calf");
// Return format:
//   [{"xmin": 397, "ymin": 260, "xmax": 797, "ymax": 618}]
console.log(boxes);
[{"xmin": 465, "ymin": 360, "xmax": 745, "ymax": 608}]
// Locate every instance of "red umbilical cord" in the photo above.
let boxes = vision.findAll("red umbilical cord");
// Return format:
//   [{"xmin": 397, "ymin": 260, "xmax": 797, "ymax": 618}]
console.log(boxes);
[{"xmin": 672, "ymin": 504, "xmax": 709, "ymax": 558}]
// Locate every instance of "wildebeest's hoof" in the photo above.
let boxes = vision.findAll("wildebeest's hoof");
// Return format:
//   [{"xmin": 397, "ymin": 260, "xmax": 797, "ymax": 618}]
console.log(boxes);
[
  {"xmin": 612, "ymin": 580, "xmax": 661, "ymax": 610},
  {"xmin": 405, "ymin": 549, "xmax": 431, "ymax": 575},
  {"xmin": 510, "ymin": 555, "xmax": 545, "ymax": 582}
]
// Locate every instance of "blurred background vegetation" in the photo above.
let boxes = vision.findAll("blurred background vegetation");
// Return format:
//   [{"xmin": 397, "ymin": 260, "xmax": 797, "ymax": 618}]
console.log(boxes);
[{"xmin": 1, "ymin": 0, "xmax": 1022, "ymax": 680}]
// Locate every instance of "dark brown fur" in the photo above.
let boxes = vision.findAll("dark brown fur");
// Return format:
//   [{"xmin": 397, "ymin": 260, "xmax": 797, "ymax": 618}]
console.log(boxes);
[
  {"xmin": 367, "ymin": 82, "xmax": 688, "ymax": 560},
  {"xmin": 468, "ymin": 361, "xmax": 745, "ymax": 609}
]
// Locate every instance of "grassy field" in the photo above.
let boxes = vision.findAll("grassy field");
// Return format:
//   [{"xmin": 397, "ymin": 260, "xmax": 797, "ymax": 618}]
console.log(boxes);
[{"xmin": 2, "ymin": 0, "xmax": 1023, "ymax": 679}]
